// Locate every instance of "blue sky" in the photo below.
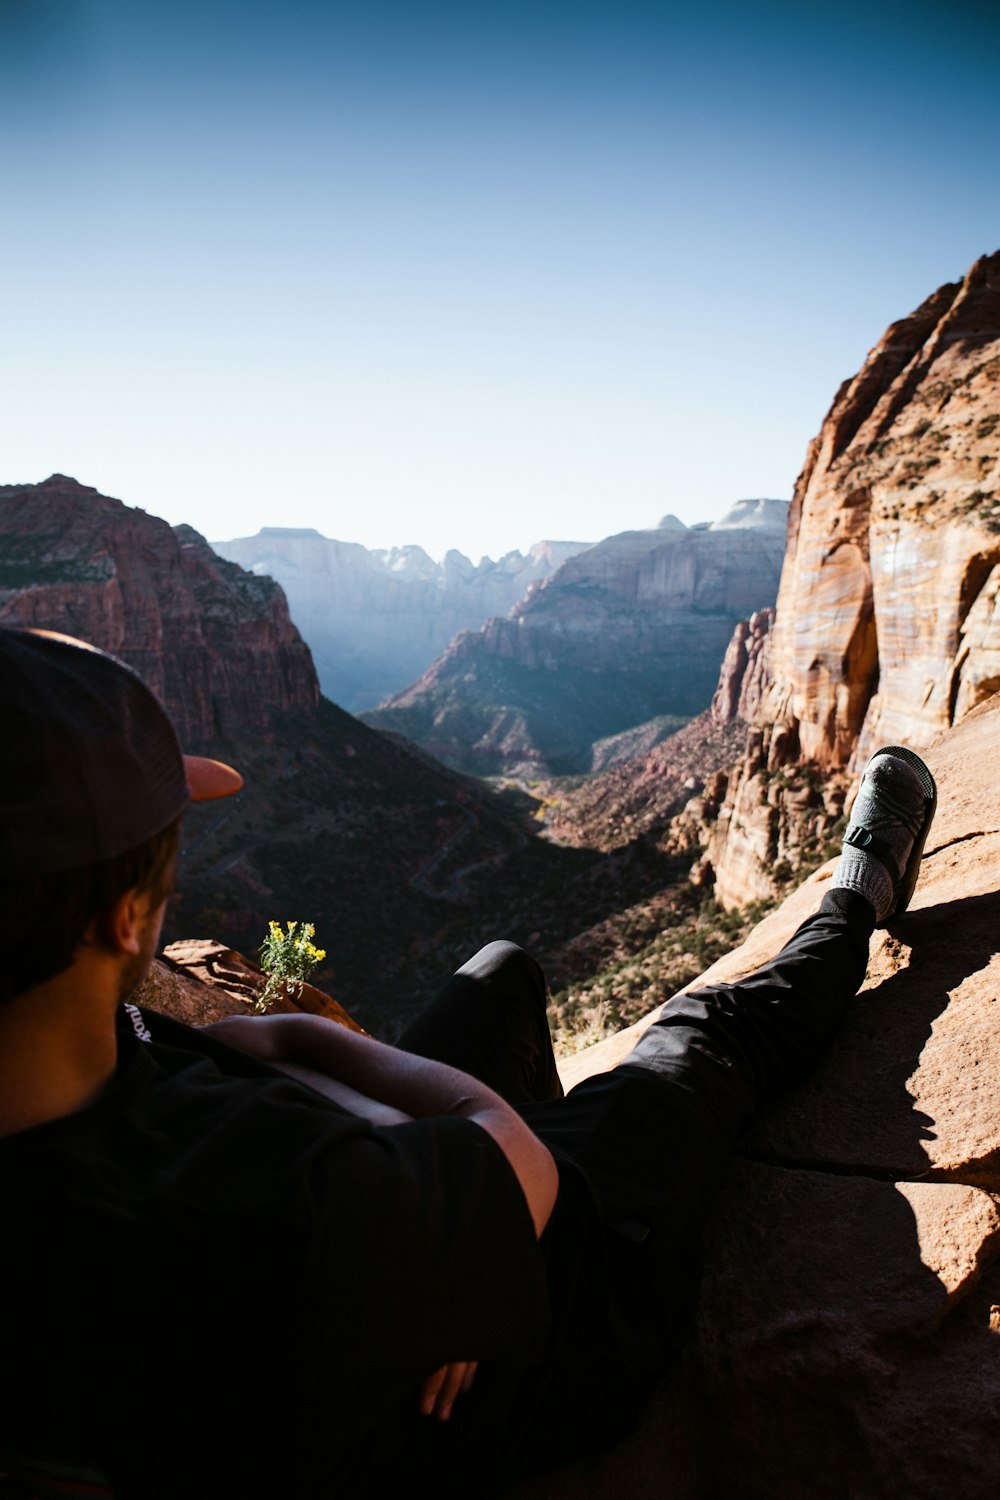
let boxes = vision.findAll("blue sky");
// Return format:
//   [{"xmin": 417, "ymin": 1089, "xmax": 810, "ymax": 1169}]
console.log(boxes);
[{"xmin": 2, "ymin": 0, "xmax": 998, "ymax": 561}]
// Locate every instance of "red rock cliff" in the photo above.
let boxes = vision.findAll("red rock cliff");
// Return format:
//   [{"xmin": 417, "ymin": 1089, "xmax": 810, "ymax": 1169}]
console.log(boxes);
[
  {"xmin": 708, "ymin": 252, "xmax": 1000, "ymax": 905},
  {"xmin": 768, "ymin": 251, "xmax": 1000, "ymax": 766},
  {"xmin": 0, "ymin": 475, "xmax": 320, "ymax": 747}
]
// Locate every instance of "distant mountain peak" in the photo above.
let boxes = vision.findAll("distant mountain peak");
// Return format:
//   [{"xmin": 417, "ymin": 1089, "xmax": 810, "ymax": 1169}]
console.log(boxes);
[
  {"xmin": 367, "ymin": 518, "xmax": 789, "ymax": 776},
  {"xmin": 656, "ymin": 514, "xmax": 689, "ymax": 531},
  {"xmin": 257, "ymin": 526, "xmax": 327, "ymax": 539},
  {"xmin": 709, "ymin": 498, "xmax": 790, "ymax": 533}
]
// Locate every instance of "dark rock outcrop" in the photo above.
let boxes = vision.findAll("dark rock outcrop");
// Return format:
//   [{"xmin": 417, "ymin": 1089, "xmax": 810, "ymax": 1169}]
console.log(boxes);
[{"xmin": 364, "ymin": 502, "xmax": 789, "ymax": 776}]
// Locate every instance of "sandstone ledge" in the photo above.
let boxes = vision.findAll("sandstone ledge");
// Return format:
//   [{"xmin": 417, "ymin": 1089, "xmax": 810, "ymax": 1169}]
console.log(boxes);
[
  {"xmin": 537, "ymin": 694, "xmax": 1000, "ymax": 1499},
  {"xmin": 134, "ymin": 939, "xmax": 365, "ymax": 1033}
]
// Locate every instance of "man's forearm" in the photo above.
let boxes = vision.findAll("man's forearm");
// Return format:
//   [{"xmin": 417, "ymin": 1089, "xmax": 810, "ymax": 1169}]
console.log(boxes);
[
  {"xmin": 270, "ymin": 1057, "xmax": 412, "ymax": 1126},
  {"xmin": 207, "ymin": 1012, "xmax": 504, "ymax": 1115},
  {"xmin": 204, "ymin": 1013, "xmax": 558, "ymax": 1235}
]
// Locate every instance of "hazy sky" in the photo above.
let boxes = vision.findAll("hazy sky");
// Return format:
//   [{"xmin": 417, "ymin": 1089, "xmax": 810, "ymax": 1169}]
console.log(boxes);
[{"xmin": 2, "ymin": 0, "xmax": 998, "ymax": 562}]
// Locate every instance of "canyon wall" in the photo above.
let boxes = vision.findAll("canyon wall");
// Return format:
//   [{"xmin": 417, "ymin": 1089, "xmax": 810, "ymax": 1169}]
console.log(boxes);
[
  {"xmin": 0, "ymin": 475, "xmax": 319, "ymax": 748},
  {"xmin": 541, "ymin": 609, "xmax": 774, "ymax": 853},
  {"xmin": 363, "ymin": 501, "xmax": 789, "ymax": 776},
  {"xmin": 706, "ymin": 252, "xmax": 1000, "ymax": 906},
  {"xmin": 213, "ymin": 526, "xmax": 589, "ymax": 711}
]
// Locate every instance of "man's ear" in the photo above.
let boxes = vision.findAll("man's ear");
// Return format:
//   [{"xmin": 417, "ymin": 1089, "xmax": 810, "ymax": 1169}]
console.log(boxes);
[{"xmin": 92, "ymin": 888, "xmax": 148, "ymax": 957}]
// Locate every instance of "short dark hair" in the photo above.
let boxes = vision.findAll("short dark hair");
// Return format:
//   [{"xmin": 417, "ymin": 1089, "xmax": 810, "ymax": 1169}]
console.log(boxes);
[{"xmin": 0, "ymin": 818, "xmax": 181, "ymax": 1006}]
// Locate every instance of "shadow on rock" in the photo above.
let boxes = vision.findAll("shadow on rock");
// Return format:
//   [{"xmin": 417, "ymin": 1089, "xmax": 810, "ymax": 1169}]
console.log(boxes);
[{"xmin": 745, "ymin": 887, "xmax": 1000, "ymax": 1181}]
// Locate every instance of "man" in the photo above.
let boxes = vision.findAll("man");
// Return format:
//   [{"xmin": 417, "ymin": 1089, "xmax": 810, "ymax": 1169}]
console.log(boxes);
[{"xmin": 0, "ymin": 627, "xmax": 936, "ymax": 1499}]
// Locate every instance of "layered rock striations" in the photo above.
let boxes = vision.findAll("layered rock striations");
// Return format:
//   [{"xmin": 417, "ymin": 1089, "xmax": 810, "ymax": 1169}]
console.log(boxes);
[
  {"xmin": 767, "ymin": 252, "xmax": 1000, "ymax": 765},
  {"xmin": 213, "ymin": 527, "xmax": 589, "ymax": 712},
  {"xmin": 363, "ymin": 504, "xmax": 789, "ymax": 776},
  {"xmin": 704, "ymin": 252, "xmax": 1000, "ymax": 906},
  {"xmin": 0, "ymin": 475, "xmax": 319, "ymax": 747},
  {"xmin": 707, "ymin": 607, "xmax": 774, "ymax": 726}
]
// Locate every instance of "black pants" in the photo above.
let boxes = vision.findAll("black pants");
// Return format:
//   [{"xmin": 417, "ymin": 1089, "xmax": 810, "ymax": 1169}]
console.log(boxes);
[{"xmin": 400, "ymin": 888, "xmax": 875, "ymax": 1256}]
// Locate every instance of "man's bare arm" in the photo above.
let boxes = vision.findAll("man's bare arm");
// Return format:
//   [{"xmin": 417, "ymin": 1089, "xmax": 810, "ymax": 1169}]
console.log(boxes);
[
  {"xmin": 266, "ymin": 1057, "xmax": 412, "ymax": 1126},
  {"xmin": 203, "ymin": 1014, "xmax": 558, "ymax": 1238}
]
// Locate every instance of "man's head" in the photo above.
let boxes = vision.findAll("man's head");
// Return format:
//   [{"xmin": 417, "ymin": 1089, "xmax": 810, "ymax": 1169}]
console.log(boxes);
[{"xmin": 0, "ymin": 628, "xmax": 242, "ymax": 1003}]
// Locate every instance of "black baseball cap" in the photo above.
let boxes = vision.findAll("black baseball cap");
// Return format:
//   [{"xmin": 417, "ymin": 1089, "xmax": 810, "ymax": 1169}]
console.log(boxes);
[{"xmin": 1, "ymin": 627, "xmax": 243, "ymax": 875}]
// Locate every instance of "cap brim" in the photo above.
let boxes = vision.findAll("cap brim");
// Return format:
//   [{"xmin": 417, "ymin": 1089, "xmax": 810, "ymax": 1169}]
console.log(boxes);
[{"xmin": 184, "ymin": 755, "xmax": 244, "ymax": 802}]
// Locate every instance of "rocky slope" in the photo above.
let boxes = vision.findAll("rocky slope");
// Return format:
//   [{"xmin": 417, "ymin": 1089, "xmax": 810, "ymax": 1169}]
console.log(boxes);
[
  {"xmin": 0, "ymin": 475, "xmax": 319, "ymax": 746},
  {"xmin": 213, "ymin": 527, "xmax": 589, "ymax": 711},
  {"xmin": 363, "ymin": 500, "xmax": 789, "ymax": 776},
  {"xmin": 696, "ymin": 252, "xmax": 1000, "ymax": 906},
  {"xmin": 525, "ymin": 691, "xmax": 1000, "ymax": 1500}
]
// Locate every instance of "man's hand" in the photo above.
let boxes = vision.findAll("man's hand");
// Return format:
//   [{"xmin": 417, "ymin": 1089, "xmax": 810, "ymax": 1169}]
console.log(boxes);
[{"xmin": 419, "ymin": 1361, "xmax": 478, "ymax": 1422}]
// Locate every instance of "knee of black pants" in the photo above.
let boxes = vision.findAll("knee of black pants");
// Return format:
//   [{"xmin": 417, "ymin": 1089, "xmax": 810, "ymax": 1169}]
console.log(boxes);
[
  {"xmin": 398, "ymin": 939, "xmax": 561, "ymax": 1104},
  {"xmin": 532, "ymin": 1064, "xmax": 740, "ymax": 1250},
  {"xmin": 454, "ymin": 940, "xmax": 546, "ymax": 997}
]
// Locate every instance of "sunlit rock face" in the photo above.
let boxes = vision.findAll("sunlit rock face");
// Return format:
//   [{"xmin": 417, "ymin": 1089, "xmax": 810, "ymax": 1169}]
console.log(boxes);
[
  {"xmin": 709, "ymin": 608, "xmax": 774, "ymax": 727},
  {"xmin": 707, "ymin": 251, "xmax": 1000, "ymax": 907},
  {"xmin": 213, "ymin": 526, "xmax": 591, "ymax": 712},
  {"xmin": 765, "ymin": 250, "xmax": 1000, "ymax": 768},
  {"xmin": 362, "ymin": 504, "xmax": 789, "ymax": 776},
  {"xmin": 0, "ymin": 474, "xmax": 319, "ymax": 748}
]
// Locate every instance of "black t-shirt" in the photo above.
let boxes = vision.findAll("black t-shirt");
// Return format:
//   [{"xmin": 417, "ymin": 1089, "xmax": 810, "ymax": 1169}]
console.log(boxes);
[{"xmin": 0, "ymin": 1005, "xmax": 628, "ymax": 1499}]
